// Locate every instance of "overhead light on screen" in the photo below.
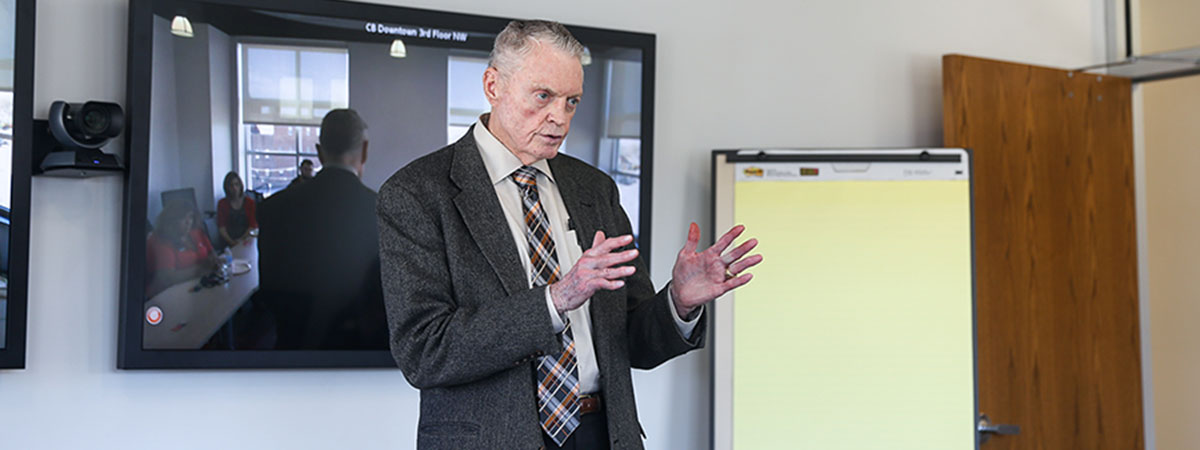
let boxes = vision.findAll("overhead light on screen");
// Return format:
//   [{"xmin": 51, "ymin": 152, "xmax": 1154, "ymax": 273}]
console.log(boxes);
[
  {"xmin": 581, "ymin": 46, "xmax": 592, "ymax": 66},
  {"xmin": 390, "ymin": 39, "xmax": 407, "ymax": 58},
  {"xmin": 170, "ymin": 15, "xmax": 194, "ymax": 38}
]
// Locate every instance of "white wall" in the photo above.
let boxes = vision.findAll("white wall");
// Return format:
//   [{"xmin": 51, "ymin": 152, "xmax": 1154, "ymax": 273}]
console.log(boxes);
[{"xmin": 0, "ymin": 0, "xmax": 1106, "ymax": 448}]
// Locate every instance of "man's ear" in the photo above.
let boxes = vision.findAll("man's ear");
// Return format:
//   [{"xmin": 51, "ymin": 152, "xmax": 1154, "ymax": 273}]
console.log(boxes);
[
  {"xmin": 315, "ymin": 143, "xmax": 327, "ymax": 166},
  {"xmin": 360, "ymin": 140, "xmax": 369, "ymax": 164},
  {"xmin": 483, "ymin": 67, "xmax": 502, "ymax": 107}
]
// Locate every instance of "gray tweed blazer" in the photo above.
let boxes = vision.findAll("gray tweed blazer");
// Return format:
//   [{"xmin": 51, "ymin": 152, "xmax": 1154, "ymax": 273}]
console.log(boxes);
[{"xmin": 377, "ymin": 128, "xmax": 705, "ymax": 449}]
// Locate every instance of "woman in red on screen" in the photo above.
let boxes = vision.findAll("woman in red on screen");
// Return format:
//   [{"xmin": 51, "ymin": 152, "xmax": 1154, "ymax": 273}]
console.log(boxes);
[
  {"xmin": 217, "ymin": 171, "xmax": 258, "ymax": 248},
  {"xmin": 146, "ymin": 200, "xmax": 217, "ymax": 297}
]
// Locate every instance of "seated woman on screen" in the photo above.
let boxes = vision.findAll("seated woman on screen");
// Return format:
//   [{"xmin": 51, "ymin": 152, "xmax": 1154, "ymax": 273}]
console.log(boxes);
[
  {"xmin": 146, "ymin": 200, "xmax": 216, "ymax": 297},
  {"xmin": 217, "ymin": 171, "xmax": 258, "ymax": 248}
]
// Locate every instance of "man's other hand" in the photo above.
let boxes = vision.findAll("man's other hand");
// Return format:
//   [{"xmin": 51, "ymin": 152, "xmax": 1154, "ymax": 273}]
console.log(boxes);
[
  {"xmin": 548, "ymin": 231, "xmax": 639, "ymax": 314},
  {"xmin": 670, "ymin": 223, "xmax": 762, "ymax": 318}
]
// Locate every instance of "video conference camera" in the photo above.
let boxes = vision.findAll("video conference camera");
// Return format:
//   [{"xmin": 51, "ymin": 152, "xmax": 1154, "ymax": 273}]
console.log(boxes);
[
  {"xmin": 36, "ymin": 100, "xmax": 126, "ymax": 177},
  {"xmin": 48, "ymin": 101, "xmax": 124, "ymax": 149}
]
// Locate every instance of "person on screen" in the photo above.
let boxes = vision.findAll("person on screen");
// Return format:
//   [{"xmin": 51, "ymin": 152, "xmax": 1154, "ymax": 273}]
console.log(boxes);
[
  {"xmin": 217, "ymin": 172, "xmax": 258, "ymax": 248},
  {"xmin": 376, "ymin": 20, "xmax": 762, "ymax": 449},
  {"xmin": 146, "ymin": 200, "xmax": 217, "ymax": 297},
  {"xmin": 256, "ymin": 109, "xmax": 386, "ymax": 350},
  {"xmin": 288, "ymin": 159, "xmax": 316, "ymax": 188}
]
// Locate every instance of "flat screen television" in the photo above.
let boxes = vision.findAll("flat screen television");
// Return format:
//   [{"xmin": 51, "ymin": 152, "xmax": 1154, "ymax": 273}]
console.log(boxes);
[
  {"xmin": 119, "ymin": 0, "xmax": 656, "ymax": 368},
  {"xmin": 0, "ymin": 0, "xmax": 34, "ymax": 370}
]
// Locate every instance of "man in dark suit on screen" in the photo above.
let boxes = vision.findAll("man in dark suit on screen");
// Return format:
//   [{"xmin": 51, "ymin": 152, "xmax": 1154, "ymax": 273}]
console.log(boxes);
[
  {"xmin": 377, "ymin": 20, "xmax": 761, "ymax": 449},
  {"xmin": 257, "ymin": 109, "xmax": 387, "ymax": 350}
]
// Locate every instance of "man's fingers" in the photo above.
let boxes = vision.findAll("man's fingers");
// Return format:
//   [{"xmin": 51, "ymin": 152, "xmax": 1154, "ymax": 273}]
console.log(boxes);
[
  {"xmin": 722, "ymin": 273, "xmax": 754, "ymax": 291},
  {"xmin": 721, "ymin": 238, "xmax": 759, "ymax": 265},
  {"xmin": 600, "ymin": 265, "xmax": 636, "ymax": 280},
  {"xmin": 575, "ymin": 247, "xmax": 638, "ymax": 272},
  {"xmin": 564, "ymin": 262, "xmax": 634, "ymax": 302},
  {"xmin": 708, "ymin": 225, "xmax": 746, "ymax": 255},
  {"xmin": 587, "ymin": 234, "xmax": 634, "ymax": 256},
  {"xmin": 557, "ymin": 234, "xmax": 634, "ymax": 308},
  {"xmin": 727, "ymin": 254, "xmax": 763, "ymax": 276},
  {"xmin": 680, "ymin": 222, "xmax": 700, "ymax": 255},
  {"xmin": 588, "ymin": 248, "xmax": 638, "ymax": 269},
  {"xmin": 589, "ymin": 278, "xmax": 625, "ymax": 291}
]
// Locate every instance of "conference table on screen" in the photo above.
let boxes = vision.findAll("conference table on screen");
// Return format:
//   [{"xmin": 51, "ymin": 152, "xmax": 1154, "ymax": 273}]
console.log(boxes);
[{"xmin": 143, "ymin": 237, "xmax": 258, "ymax": 349}]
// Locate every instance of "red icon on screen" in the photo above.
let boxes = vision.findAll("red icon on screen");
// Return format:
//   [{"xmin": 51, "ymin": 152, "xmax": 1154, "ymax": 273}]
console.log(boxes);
[{"xmin": 146, "ymin": 306, "xmax": 164, "ymax": 326}]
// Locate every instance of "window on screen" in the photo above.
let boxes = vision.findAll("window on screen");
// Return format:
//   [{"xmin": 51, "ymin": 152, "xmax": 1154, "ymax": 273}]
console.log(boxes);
[
  {"xmin": 610, "ymin": 137, "xmax": 640, "ymax": 237},
  {"xmin": 238, "ymin": 44, "xmax": 347, "ymax": 197},
  {"xmin": 602, "ymin": 60, "xmax": 642, "ymax": 237},
  {"xmin": 446, "ymin": 55, "xmax": 489, "ymax": 145}
]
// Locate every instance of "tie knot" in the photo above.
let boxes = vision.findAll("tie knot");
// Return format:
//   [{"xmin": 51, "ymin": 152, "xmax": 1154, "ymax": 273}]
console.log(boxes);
[{"xmin": 511, "ymin": 166, "xmax": 539, "ymax": 188}]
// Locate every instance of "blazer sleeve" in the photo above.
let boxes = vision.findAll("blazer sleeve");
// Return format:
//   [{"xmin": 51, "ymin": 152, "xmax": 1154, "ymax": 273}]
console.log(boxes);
[
  {"xmin": 608, "ymin": 179, "xmax": 707, "ymax": 369},
  {"xmin": 377, "ymin": 182, "xmax": 563, "ymax": 389}
]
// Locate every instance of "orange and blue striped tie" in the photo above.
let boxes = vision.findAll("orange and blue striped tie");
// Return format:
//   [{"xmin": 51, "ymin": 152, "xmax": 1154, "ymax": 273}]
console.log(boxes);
[{"xmin": 511, "ymin": 165, "xmax": 580, "ymax": 446}]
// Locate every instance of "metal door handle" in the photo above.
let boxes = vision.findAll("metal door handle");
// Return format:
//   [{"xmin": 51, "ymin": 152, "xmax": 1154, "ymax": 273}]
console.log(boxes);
[
  {"xmin": 980, "ymin": 424, "xmax": 1020, "ymax": 434},
  {"xmin": 978, "ymin": 413, "xmax": 1020, "ymax": 444}
]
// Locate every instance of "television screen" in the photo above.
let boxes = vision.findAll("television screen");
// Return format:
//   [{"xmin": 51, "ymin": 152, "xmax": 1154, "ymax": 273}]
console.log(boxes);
[{"xmin": 120, "ymin": 0, "xmax": 655, "ymax": 368}]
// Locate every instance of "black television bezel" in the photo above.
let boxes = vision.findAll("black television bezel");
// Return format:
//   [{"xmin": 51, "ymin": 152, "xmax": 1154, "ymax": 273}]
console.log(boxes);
[
  {"xmin": 0, "ymin": 0, "xmax": 36, "ymax": 370},
  {"xmin": 119, "ymin": 0, "xmax": 657, "ymax": 369}
]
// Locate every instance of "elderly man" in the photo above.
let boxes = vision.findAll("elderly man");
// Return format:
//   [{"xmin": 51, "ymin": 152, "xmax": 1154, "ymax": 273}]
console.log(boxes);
[{"xmin": 378, "ymin": 20, "xmax": 760, "ymax": 449}]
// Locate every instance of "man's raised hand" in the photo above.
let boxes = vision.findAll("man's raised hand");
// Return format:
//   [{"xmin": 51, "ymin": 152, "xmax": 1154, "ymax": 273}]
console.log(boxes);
[
  {"xmin": 548, "ymin": 231, "xmax": 639, "ymax": 314},
  {"xmin": 669, "ymin": 223, "xmax": 762, "ymax": 318}
]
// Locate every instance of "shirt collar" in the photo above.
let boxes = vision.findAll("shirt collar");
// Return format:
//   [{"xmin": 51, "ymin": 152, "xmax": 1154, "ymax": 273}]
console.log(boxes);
[
  {"xmin": 473, "ymin": 114, "xmax": 555, "ymax": 186},
  {"xmin": 321, "ymin": 162, "xmax": 359, "ymax": 176}
]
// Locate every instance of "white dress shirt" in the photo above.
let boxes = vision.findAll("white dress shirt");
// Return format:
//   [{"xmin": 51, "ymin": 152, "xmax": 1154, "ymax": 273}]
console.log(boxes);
[{"xmin": 472, "ymin": 116, "xmax": 700, "ymax": 394}]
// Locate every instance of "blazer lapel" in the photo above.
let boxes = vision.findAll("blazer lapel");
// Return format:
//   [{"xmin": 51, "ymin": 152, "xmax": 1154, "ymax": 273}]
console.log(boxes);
[
  {"xmin": 450, "ymin": 129, "xmax": 526, "ymax": 296},
  {"xmin": 549, "ymin": 157, "xmax": 600, "ymax": 252}
]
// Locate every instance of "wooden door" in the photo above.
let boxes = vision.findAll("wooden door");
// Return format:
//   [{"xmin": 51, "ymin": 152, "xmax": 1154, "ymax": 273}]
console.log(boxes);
[{"xmin": 943, "ymin": 55, "xmax": 1143, "ymax": 449}]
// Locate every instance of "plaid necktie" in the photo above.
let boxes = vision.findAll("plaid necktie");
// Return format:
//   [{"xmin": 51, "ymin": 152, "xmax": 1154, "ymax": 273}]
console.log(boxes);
[{"xmin": 511, "ymin": 165, "xmax": 581, "ymax": 446}]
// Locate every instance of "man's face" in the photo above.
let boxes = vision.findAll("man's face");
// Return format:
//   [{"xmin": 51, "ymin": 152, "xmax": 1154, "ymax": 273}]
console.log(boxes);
[
  {"xmin": 300, "ymin": 164, "xmax": 314, "ymax": 177},
  {"xmin": 484, "ymin": 42, "xmax": 583, "ymax": 165}
]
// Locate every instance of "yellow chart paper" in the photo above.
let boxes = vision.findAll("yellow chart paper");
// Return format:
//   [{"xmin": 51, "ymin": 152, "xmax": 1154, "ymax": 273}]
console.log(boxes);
[{"xmin": 731, "ymin": 179, "xmax": 975, "ymax": 449}]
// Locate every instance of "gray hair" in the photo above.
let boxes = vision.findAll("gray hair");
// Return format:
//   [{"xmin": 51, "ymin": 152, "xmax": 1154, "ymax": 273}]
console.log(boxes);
[
  {"xmin": 488, "ymin": 20, "xmax": 585, "ymax": 74},
  {"xmin": 318, "ymin": 108, "xmax": 368, "ymax": 157}
]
